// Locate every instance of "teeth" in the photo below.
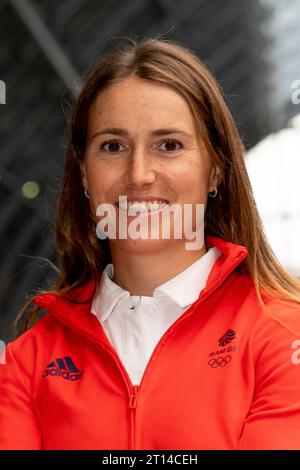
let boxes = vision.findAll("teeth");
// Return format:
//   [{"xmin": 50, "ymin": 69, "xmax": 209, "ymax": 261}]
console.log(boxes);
[{"xmin": 118, "ymin": 200, "xmax": 168, "ymax": 213}]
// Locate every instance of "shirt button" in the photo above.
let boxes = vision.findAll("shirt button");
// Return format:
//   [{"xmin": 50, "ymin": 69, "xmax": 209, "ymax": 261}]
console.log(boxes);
[{"xmin": 151, "ymin": 304, "xmax": 158, "ymax": 313}]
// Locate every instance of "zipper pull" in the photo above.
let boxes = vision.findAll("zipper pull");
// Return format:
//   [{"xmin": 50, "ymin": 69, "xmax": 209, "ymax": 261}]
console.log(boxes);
[{"xmin": 129, "ymin": 385, "xmax": 139, "ymax": 408}]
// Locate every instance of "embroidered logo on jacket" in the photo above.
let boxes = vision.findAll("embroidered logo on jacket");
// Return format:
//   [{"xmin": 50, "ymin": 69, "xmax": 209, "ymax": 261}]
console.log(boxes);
[
  {"xmin": 218, "ymin": 329, "xmax": 236, "ymax": 347},
  {"xmin": 43, "ymin": 356, "xmax": 83, "ymax": 381},
  {"xmin": 208, "ymin": 355, "xmax": 232, "ymax": 368},
  {"xmin": 208, "ymin": 329, "xmax": 238, "ymax": 368}
]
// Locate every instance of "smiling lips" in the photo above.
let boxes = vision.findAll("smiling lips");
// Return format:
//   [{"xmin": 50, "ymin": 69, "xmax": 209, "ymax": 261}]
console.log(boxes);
[
  {"xmin": 117, "ymin": 200, "xmax": 169, "ymax": 215},
  {"xmin": 115, "ymin": 196, "xmax": 170, "ymax": 214}
]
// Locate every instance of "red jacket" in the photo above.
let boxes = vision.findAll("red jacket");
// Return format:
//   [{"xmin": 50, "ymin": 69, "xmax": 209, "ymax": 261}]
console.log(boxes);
[{"xmin": 1, "ymin": 235, "xmax": 300, "ymax": 450}]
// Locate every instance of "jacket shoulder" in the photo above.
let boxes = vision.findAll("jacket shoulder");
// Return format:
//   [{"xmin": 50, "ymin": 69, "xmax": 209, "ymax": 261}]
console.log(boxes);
[
  {"xmin": 3, "ymin": 313, "xmax": 68, "ymax": 395},
  {"xmin": 5, "ymin": 312, "xmax": 65, "ymax": 370},
  {"xmin": 260, "ymin": 296, "xmax": 300, "ymax": 338}
]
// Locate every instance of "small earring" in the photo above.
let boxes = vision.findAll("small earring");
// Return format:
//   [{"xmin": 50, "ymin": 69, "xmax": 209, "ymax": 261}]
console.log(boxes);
[
  {"xmin": 84, "ymin": 188, "xmax": 90, "ymax": 199},
  {"xmin": 208, "ymin": 187, "xmax": 218, "ymax": 198}
]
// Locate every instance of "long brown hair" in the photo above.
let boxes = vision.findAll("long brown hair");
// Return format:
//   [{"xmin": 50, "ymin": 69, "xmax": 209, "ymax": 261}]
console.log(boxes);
[{"xmin": 14, "ymin": 35, "xmax": 300, "ymax": 336}]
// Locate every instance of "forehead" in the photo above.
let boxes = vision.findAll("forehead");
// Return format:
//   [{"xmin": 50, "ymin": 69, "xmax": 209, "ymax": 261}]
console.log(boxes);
[{"xmin": 88, "ymin": 76, "xmax": 197, "ymax": 133}]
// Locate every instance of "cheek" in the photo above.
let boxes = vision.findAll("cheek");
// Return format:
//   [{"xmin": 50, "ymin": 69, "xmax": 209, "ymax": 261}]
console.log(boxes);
[
  {"xmin": 172, "ymin": 162, "xmax": 209, "ymax": 201},
  {"xmin": 85, "ymin": 162, "xmax": 116, "ymax": 196}
]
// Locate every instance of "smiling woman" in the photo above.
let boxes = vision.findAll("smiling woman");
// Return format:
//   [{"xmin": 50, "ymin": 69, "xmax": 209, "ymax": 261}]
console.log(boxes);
[{"xmin": 1, "ymin": 36, "xmax": 300, "ymax": 451}]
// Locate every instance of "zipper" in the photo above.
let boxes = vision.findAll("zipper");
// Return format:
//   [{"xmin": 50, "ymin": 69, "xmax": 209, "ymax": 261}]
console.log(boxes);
[
  {"xmin": 129, "ymin": 385, "xmax": 139, "ymax": 408},
  {"xmin": 129, "ymin": 384, "xmax": 139, "ymax": 449}
]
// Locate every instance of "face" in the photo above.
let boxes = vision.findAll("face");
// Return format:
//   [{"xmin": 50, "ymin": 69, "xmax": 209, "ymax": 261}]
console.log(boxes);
[{"xmin": 80, "ymin": 76, "xmax": 220, "ymax": 254}]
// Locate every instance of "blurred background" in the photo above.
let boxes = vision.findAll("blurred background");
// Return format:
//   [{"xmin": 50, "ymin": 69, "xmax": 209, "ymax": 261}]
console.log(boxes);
[{"xmin": 0, "ymin": 0, "xmax": 299, "ymax": 342}]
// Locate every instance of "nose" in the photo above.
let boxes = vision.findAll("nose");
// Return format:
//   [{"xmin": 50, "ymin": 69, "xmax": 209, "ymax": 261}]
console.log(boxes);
[{"xmin": 126, "ymin": 146, "xmax": 156, "ymax": 187}]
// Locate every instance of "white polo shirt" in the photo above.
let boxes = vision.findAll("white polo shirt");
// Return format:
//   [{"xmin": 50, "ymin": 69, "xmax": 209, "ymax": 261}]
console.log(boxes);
[{"xmin": 91, "ymin": 246, "xmax": 221, "ymax": 385}]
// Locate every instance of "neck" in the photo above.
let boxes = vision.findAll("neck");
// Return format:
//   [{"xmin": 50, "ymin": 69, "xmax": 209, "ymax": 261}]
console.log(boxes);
[{"xmin": 109, "ymin": 241, "xmax": 207, "ymax": 296}]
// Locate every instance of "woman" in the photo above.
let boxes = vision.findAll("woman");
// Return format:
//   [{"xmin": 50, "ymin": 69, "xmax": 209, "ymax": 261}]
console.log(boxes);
[{"xmin": 1, "ymin": 36, "xmax": 300, "ymax": 450}]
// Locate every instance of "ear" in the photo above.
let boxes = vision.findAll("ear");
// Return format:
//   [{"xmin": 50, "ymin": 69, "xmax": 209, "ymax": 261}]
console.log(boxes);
[
  {"xmin": 80, "ymin": 161, "xmax": 88, "ymax": 189},
  {"xmin": 208, "ymin": 165, "xmax": 222, "ymax": 192}
]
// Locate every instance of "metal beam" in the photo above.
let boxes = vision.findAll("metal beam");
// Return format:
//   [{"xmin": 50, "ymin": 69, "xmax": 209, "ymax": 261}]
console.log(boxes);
[{"xmin": 8, "ymin": 0, "xmax": 83, "ymax": 97}]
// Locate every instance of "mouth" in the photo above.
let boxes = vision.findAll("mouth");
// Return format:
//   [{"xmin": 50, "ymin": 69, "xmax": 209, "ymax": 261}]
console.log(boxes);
[{"xmin": 115, "ymin": 198, "xmax": 170, "ymax": 215}]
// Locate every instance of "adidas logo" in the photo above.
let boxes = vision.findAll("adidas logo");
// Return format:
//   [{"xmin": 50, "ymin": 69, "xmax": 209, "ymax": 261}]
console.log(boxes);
[{"xmin": 43, "ymin": 356, "xmax": 83, "ymax": 381}]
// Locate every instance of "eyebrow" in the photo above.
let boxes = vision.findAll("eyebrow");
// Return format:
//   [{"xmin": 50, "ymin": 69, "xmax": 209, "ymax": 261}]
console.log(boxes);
[{"xmin": 90, "ymin": 127, "xmax": 194, "ymax": 140}]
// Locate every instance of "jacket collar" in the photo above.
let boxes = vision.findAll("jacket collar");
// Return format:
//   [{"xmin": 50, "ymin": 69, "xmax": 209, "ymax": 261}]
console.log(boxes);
[{"xmin": 33, "ymin": 235, "xmax": 248, "ymax": 343}]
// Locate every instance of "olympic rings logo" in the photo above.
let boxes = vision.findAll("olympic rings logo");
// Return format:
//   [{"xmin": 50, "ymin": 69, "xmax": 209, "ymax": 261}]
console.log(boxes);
[{"xmin": 208, "ymin": 355, "xmax": 231, "ymax": 368}]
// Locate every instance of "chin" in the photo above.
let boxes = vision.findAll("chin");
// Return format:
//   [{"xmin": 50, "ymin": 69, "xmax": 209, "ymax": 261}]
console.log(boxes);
[{"xmin": 109, "ymin": 237, "xmax": 173, "ymax": 254}]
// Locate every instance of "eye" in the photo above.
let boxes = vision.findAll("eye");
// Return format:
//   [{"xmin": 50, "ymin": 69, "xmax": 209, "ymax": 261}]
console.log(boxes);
[
  {"xmin": 160, "ymin": 139, "xmax": 182, "ymax": 152},
  {"xmin": 99, "ymin": 139, "xmax": 125, "ymax": 153}
]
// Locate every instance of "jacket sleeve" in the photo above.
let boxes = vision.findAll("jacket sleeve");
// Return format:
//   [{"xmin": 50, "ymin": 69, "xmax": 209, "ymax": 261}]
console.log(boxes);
[
  {"xmin": 239, "ymin": 317, "xmax": 300, "ymax": 450},
  {"xmin": 0, "ymin": 342, "xmax": 42, "ymax": 449}
]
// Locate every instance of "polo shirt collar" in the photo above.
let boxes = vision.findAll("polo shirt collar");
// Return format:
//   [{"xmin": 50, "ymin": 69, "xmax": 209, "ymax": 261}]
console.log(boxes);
[{"xmin": 91, "ymin": 246, "xmax": 221, "ymax": 322}]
